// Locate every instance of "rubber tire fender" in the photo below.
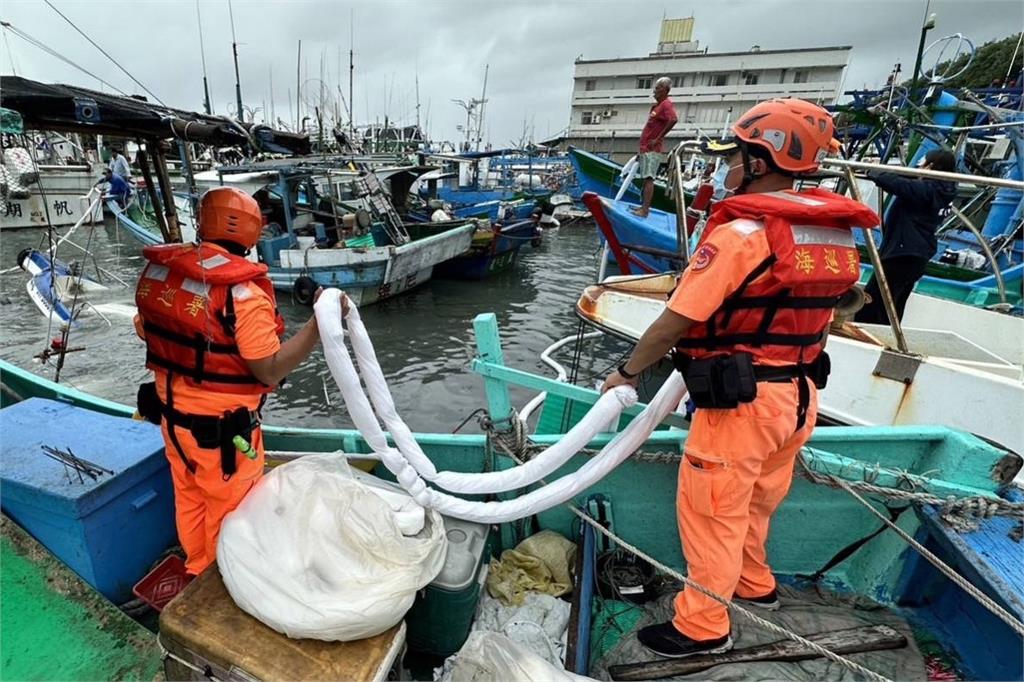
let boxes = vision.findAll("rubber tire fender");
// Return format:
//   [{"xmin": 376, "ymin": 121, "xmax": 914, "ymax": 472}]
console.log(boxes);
[{"xmin": 293, "ymin": 275, "xmax": 317, "ymax": 306}]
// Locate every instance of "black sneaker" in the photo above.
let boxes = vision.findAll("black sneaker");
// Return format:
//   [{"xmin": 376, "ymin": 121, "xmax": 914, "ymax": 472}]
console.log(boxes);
[
  {"xmin": 636, "ymin": 621, "xmax": 734, "ymax": 658},
  {"xmin": 732, "ymin": 588, "xmax": 781, "ymax": 611}
]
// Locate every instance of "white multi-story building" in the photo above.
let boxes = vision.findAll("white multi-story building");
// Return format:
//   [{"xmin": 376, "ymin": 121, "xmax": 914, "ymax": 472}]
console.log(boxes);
[{"xmin": 567, "ymin": 18, "xmax": 851, "ymax": 161}]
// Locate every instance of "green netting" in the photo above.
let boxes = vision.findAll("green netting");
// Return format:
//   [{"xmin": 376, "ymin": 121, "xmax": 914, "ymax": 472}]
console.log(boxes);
[{"xmin": 0, "ymin": 107, "xmax": 24, "ymax": 134}]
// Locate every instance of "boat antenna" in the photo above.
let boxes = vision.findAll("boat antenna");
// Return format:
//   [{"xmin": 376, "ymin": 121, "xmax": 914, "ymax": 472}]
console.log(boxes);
[
  {"xmin": 349, "ymin": 10, "xmax": 355, "ymax": 144},
  {"xmin": 227, "ymin": 0, "xmax": 244, "ymax": 121},
  {"xmin": 195, "ymin": 0, "xmax": 212, "ymax": 114}
]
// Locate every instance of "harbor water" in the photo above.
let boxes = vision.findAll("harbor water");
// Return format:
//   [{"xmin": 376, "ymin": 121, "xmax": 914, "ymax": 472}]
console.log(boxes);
[{"xmin": 0, "ymin": 217, "xmax": 627, "ymax": 432}]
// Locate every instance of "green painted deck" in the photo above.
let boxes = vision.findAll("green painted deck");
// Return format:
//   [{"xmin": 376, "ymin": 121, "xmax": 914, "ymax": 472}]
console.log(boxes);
[{"xmin": 0, "ymin": 516, "xmax": 161, "ymax": 682}]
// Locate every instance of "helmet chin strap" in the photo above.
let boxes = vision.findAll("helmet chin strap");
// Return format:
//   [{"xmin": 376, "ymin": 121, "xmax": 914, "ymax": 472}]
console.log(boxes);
[{"xmin": 735, "ymin": 143, "xmax": 759, "ymax": 195}]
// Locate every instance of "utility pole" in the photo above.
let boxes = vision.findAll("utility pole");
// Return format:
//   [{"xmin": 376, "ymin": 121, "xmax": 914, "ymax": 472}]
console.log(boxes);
[{"xmin": 227, "ymin": 0, "xmax": 244, "ymax": 121}]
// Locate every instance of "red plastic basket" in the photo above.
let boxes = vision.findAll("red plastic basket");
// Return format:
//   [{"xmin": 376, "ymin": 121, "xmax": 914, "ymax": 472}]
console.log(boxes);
[{"xmin": 132, "ymin": 555, "xmax": 193, "ymax": 612}]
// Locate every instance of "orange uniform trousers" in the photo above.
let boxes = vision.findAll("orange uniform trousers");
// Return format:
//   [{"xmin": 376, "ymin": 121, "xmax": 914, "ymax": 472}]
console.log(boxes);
[
  {"xmin": 161, "ymin": 421, "xmax": 265, "ymax": 575},
  {"xmin": 672, "ymin": 379, "xmax": 818, "ymax": 640}
]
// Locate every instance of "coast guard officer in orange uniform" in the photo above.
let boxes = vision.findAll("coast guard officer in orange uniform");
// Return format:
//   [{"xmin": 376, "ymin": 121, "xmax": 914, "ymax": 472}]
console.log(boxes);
[
  {"xmin": 602, "ymin": 99, "xmax": 879, "ymax": 658},
  {"xmin": 135, "ymin": 187, "xmax": 330, "ymax": 576}
]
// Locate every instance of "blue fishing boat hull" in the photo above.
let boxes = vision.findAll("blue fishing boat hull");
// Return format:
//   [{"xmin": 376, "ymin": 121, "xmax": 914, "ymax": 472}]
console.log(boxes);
[
  {"xmin": 451, "ymin": 199, "xmax": 537, "ymax": 222},
  {"xmin": 593, "ymin": 198, "xmax": 683, "ymax": 273},
  {"xmin": 435, "ymin": 220, "xmax": 539, "ymax": 280}
]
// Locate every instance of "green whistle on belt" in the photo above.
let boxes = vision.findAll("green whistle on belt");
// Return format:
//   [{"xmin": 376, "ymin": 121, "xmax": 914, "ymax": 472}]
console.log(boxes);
[{"xmin": 233, "ymin": 435, "xmax": 258, "ymax": 460}]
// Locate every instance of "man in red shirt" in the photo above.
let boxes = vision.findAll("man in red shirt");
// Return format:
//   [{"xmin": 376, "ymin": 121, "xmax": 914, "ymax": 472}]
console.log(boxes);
[{"xmin": 631, "ymin": 76, "xmax": 678, "ymax": 218}]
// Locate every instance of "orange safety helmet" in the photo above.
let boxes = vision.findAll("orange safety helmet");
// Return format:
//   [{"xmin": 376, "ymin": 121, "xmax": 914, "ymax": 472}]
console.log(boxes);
[
  {"xmin": 730, "ymin": 98, "xmax": 840, "ymax": 174},
  {"xmin": 197, "ymin": 186, "xmax": 263, "ymax": 249}
]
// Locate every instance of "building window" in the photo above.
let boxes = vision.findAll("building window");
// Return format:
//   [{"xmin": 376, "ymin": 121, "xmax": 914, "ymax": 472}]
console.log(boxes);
[
  {"xmin": 581, "ymin": 111, "xmax": 593, "ymax": 125},
  {"xmin": 584, "ymin": 79, "xmax": 596, "ymax": 91},
  {"xmin": 793, "ymin": 70, "xmax": 809, "ymax": 83},
  {"xmin": 708, "ymin": 73, "xmax": 728, "ymax": 87},
  {"xmin": 779, "ymin": 69, "xmax": 788, "ymax": 84},
  {"xmin": 744, "ymin": 72, "xmax": 759, "ymax": 85},
  {"xmin": 671, "ymin": 75, "xmax": 683, "ymax": 88},
  {"xmin": 636, "ymin": 77, "xmax": 653, "ymax": 90}
]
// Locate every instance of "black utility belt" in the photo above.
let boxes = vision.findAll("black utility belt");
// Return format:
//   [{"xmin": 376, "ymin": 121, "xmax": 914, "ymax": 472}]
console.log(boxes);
[
  {"xmin": 672, "ymin": 351, "xmax": 830, "ymax": 410},
  {"xmin": 136, "ymin": 381, "xmax": 260, "ymax": 477}
]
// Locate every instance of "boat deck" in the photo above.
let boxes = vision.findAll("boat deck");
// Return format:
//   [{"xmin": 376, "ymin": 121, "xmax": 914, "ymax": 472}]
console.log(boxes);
[{"xmin": 0, "ymin": 515, "xmax": 162, "ymax": 681}]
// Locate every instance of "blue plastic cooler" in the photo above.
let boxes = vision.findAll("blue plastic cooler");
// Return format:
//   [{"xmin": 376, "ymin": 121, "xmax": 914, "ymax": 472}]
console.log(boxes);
[{"xmin": 0, "ymin": 398, "xmax": 176, "ymax": 602}]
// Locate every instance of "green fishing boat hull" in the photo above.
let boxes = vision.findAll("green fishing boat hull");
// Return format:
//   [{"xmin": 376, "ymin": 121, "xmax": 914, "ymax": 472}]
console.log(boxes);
[
  {"xmin": 568, "ymin": 146, "xmax": 682, "ymax": 212},
  {"xmin": 0, "ymin": 353, "xmax": 1015, "ymax": 589}
]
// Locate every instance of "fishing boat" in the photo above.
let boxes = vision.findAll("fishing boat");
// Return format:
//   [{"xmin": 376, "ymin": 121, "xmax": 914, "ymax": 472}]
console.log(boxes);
[
  {"xmin": 418, "ymin": 150, "xmax": 554, "ymax": 214},
  {"xmin": 406, "ymin": 218, "xmax": 541, "ymax": 280},
  {"xmin": 0, "ymin": 125, "xmax": 104, "ymax": 231},
  {"xmin": 589, "ymin": 191, "xmax": 1023, "ymax": 313},
  {"xmin": 112, "ymin": 162, "xmax": 476, "ymax": 306},
  {"xmin": 15, "ymin": 247, "xmax": 117, "ymax": 325},
  {"xmin": 568, "ymin": 146, "xmax": 680, "ymax": 212},
  {"xmin": 575, "ymin": 273, "xmax": 1024, "ymax": 474},
  {"xmin": 1, "ymin": 305, "xmax": 1022, "ymax": 680}
]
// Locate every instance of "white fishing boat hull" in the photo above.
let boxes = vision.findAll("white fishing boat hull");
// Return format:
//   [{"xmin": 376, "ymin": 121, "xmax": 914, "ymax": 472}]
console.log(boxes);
[
  {"xmin": 576, "ymin": 275, "xmax": 1024, "ymax": 479},
  {"xmin": 1, "ymin": 166, "xmax": 103, "ymax": 230},
  {"xmin": 269, "ymin": 224, "xmax": 475, "ymax": 306}
]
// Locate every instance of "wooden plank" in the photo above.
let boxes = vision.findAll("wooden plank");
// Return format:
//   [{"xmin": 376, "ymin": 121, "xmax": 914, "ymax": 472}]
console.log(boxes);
[{"xmin": 608, "ymin": 624, "xmax": 907, "ymax": 680}]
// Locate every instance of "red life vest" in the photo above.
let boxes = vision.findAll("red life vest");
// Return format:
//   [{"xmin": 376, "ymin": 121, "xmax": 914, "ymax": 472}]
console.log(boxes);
[
  {"xmin": 136, "ymin": 243, "xmax": 286, "ymax": 395},
  {"xmin": 676, "ymin": 188, "xmax": 880, "ymax": 364}
]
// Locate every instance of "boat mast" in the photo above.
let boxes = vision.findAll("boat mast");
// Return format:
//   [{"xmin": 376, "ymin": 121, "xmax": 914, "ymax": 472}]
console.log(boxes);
[
  {"xmin": 415, "ymin": 71, "xmax": 421, "ymax": 134},
  {"xmin": 195, "ymin": 0, "xmax": 212, "ymax": 114},
  {"xmin": 295, "ymin": 39, "xmax": 302, "ymax": 132},
  {"xmin": 476, "ymin": 64, "xmax": 489, "ymax": 152},
  {"xmin": 269, "ymin": 64, "xmax": 275, "ymax": 126},
  {"xmin": 227, "ymin": 0, "xmax": 244, "ymax": 121},
  {"xmin": 349, "ymin": 11, "xmax": 355, "ymax": 145}
]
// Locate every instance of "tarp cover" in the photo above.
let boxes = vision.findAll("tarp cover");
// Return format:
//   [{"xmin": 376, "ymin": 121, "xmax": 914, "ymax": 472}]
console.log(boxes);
[
  {"xmin": 592, "ymin": 586, "xmax": 927, "ymax": 681},
  {"xmin": 0, "ymin": 77, "xmax": 309, "ymax": 154}
]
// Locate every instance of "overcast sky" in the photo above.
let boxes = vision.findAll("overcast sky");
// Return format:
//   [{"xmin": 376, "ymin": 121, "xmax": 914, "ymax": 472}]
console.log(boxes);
[{"xmin": 1, "ymin": 0, "xmax": 1020, "ymax": 144}]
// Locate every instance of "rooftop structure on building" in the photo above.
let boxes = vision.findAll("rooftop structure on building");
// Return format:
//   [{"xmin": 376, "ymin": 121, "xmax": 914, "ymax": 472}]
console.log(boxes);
[{"xmin": 567, "ymin": 18, "xmax": 851, "ymax": 162}]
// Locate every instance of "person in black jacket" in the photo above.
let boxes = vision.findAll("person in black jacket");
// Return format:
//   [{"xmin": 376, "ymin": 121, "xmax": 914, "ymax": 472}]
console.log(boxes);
[{"xmin": 855, "ymin": 149, "xmax": 957, "ymax": 324}]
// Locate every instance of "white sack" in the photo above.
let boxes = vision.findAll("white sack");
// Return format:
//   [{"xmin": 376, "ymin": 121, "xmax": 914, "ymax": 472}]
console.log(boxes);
[
  {"xmin": 440, "ymin": 631, "xmax": 592, "ymax": 682},
  {"xmin": 217, "ymin": 454, "xmax": 447, "ymax": 641}
]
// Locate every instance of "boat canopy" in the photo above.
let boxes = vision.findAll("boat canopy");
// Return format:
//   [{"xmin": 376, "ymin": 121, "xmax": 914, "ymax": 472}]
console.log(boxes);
[{"xmin": 0, "ymin": 76, "xmax": 310, "ymax": 155}]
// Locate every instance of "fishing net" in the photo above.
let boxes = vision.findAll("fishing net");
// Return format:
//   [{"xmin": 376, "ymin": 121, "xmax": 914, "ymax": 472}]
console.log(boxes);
[{"xmin": 0, "ymin": 107, "xmax": 23, "ymax": 134}]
